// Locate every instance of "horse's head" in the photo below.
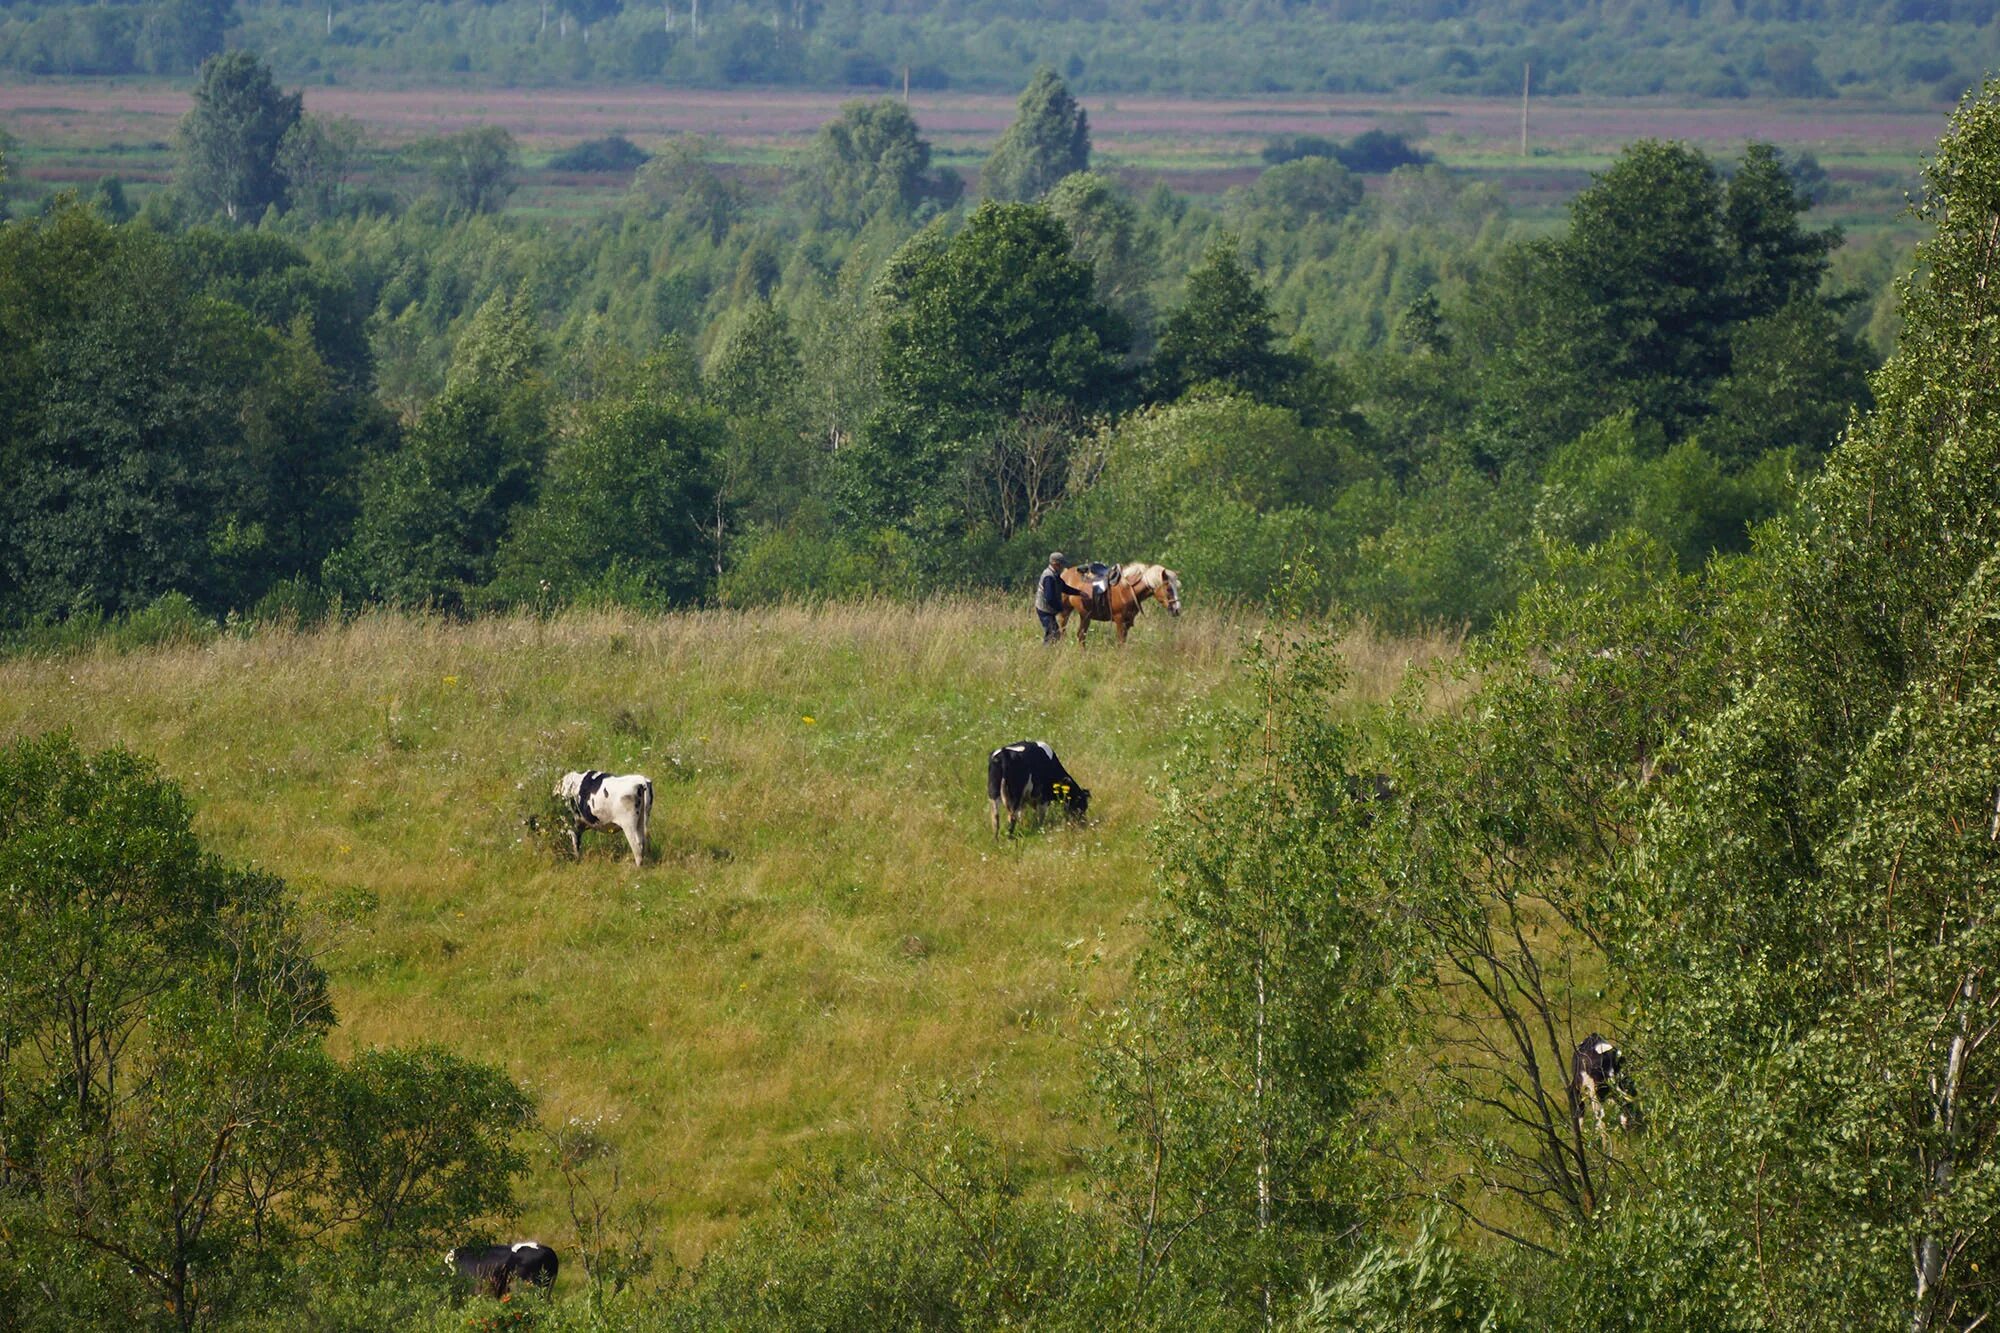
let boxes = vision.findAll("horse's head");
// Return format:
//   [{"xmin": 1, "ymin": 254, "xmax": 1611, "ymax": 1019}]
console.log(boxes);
[{"xmin": 1157, "ymin": 568, "xmax": 1182, "ymax": 616}]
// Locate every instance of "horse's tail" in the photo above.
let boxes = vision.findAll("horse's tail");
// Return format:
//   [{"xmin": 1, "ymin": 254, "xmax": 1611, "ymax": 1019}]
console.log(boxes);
[{"xmin": 986, "ymin": 750, "xmax": 1003, "ymax": 801}]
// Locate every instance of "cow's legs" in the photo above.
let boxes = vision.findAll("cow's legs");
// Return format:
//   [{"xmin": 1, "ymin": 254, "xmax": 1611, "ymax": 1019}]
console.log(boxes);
[
  {"xmin": 619, "ymin": 817, "xmax": 645, "ymax": 867},
  {"xmin": 992, "ymin": 796, "xmax": 1002, "ymax": 839},
  {"xmin": 568, "ymin": 822, "xmax": 583, "ymax": 859}
]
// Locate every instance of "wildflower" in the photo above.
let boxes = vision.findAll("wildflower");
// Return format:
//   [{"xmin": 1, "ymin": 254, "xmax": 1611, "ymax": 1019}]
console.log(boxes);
[
  {"xmin": 443, "ymin": 674, "xmax": 459, "ymax": 687},
  {"xmin": 801, "ymin": 715, "xmax": 816, "ymax": 725}
]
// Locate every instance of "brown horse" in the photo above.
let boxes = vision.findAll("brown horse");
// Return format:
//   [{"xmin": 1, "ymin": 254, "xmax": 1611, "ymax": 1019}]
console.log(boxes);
[{"xmin": 1057, "ymin": 563, "xmax": 1182, "ymax": 646}]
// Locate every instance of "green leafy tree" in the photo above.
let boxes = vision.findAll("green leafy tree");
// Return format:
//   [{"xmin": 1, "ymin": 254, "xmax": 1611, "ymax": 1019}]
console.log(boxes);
[
  {"xmin": 849, "ymin": 201, "xmax": 1127, "ymax": 538},
  {"xmin": 328, "ymin": 381, "xmax": 547, "ymax": 608},
  {"xmin": 981, "ymin": 66, "xmax": 1091, "ymax": 203},
  {"xmin": 1624, "ymin": 82, "xmax": 2000, "ymax": 1331},
  {"xmin": 318, "ymin": 1047, "xmax": 533, "ymax": 1275},
  {"xmin": 628, "ymin": 134, "xmax": 742, "ymax": 242},
  {"xmin": 416, "ymin": 125, "xmax": 519, "ymax": 217},
  {"xmin": 1464, "ymin": 138, "xmax": 1855, "ymax": 462},
  {"xmin": 1242, "ymin": 156, "xmax": 1364, "ymax": 229},
  {"xmin": 176, "ymin": 50, "xmax": 300, "ymax": 224},
  {"xmin": 1374, "ymin": 538, "xmax": 1741, "ymax": 1252},
  {"xmin": 275, "ymin": 113, "xmax": 363, "ymax": 221},
  {"xmin": 795, "ymin": 99, "xmax": 959, "ymax": 230},
  {"xmin": 0, "ymin": 205, "xmax": 359, "ymax": 622},
  {"xmin": 1045, "ymin": 170, "xmax": 1156, "ymax": 345},
  {"xmin": 138, "ymin": 0, "xmax": 232, "ymax": 74},
  {"xmin": 0, "ymin": 732, "xmax": 331, "ymax": 1330},
  {"xmin": 490, "ymin": 393, "xmax": 722, "ymax": 607},
  {"xmin": 1146, "ymin": 237, "xmax": 1306, "ymax": 404},
  {"xmin": 1095, "ymin": 610, "xmax": 1384, "ymax": 1317}
]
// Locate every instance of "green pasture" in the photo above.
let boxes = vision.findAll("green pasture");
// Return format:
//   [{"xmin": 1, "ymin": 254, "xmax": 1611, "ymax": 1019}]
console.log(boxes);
[{"xmin": 0, "ymin": 599, "xmax": 1450, "ymax": 1260}]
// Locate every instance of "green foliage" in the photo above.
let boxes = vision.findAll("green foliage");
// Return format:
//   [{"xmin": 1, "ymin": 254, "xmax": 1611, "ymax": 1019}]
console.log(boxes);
[
  {"xmin": 277, "ymin": 113, "xmax": 366, "ymax": 222},
  {"xmin": 1093, "ymin": 608, "xmax": 1385, "ymax": 1314},
  {"xmin": 1044, "ymin": 170, "xmax": 1155, "ymax": 341},
  {"xmin": 1264, "ymin": 129, "xmax": 1431, "ymax": 175},
  {"xmin": 1623, "ymin": 80, "xmax": 2000, "ymax": 1330},
  {"xmin": 851, "ymin": 201, "xmax": 1127, "ymax": 538},
  {"xmin": 1241, "ymin": 157, "xmax": 1364, "ymax": 230},
  {"xmin": 330, "ymin": 295, "xmax": 552, "ymax": 608},
  {"xmin": 1464, "ymin": 139, "xmax": 1858, "ymax": 463},
  {"xmin": 795, "ymin": 99, "xmax": 959, "ymax": 230},
  {"xmin": 1285, "ymin": 1216, "xmax": 1501, "ymax": 1332},
  {"xmin": 548, "ymin": 134, "xmax": 648, "ymax": 174},
  {"xmin": 665, "ymin": 1083, "xmax": 1119, "ymax": 1330},
  {"xmin": 176, "ymin": 49, "xmax": 300, "ymax": 224},
  {"xmin": 980, "ymin": 66, "xmax": 1091, "ymax": 204},
  {"xmin": 0, "ymin": 204, "xmax": 365, "ymax": 623},
  {"xmin": 0, "ymin": 732, "xmax": 533, "ymax": 1330},
  {"xmin": 418, "ymin": 126, "xmax": 521, "ymax": 217},
  {"xmin": 1145, "ymin": 237, "xmax": 1305, "ymax": 405},
  {"xmin": 490, "ymin": 393, "xmax": 724, "ymax": 609}
]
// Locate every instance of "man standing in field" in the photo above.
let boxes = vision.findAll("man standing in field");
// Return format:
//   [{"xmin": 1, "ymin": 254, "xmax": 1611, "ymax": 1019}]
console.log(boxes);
[{"xmin": 1036, "ymin": 552, "xmax": 1070, "ymax": 643}]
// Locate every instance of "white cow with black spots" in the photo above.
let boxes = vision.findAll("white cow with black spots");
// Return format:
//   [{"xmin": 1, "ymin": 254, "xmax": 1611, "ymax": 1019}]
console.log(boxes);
[{"xmin": 554, "ymin": 770, "xmax": 653, "ymax": 866}]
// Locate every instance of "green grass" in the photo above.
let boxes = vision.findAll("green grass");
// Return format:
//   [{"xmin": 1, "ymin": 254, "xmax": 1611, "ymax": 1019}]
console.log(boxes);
[{"xmin": 0, "ymin": 597, "xmax": 1455, "ymax": 1262}]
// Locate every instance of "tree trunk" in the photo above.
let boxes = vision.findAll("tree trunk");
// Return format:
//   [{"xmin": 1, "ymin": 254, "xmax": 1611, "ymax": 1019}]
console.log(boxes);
[{"xmin": 1912, "ymin": 970, "xmax": 1976, "ymax": 1332}]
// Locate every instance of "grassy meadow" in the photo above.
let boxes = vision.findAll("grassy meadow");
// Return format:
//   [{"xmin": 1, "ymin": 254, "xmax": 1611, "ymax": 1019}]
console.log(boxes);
[{"xmin": 0, "ymin": 597, "xmax": 1456, "ymax": 1262}]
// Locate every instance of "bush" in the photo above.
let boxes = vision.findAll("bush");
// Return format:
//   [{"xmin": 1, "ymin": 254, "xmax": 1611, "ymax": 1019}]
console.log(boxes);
[{"xmin": 548, "ymin": 135, "xmax": 650, "ymax": 173}]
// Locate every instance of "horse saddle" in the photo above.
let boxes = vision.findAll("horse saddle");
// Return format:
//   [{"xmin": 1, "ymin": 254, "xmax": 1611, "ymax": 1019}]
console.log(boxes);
[{"xmin": 1085, "ymin": 563, "xmax": 1121, "ymax": 617}]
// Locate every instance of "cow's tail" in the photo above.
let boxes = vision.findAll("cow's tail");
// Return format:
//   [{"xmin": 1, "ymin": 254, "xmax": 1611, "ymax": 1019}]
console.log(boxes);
[
  {"xmin": 641, "ymin": 778, "xmax": 654, "ymax": 821},
  {"xmin": 986, "ymin": 750, "xmax": 1003, "ymax": 801}
]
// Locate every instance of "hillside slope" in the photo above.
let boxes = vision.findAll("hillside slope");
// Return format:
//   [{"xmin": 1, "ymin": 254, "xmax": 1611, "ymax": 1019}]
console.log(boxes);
[{"xmin": 0, "ymin": 598, "xmax": 1451, "ymax": 1258}]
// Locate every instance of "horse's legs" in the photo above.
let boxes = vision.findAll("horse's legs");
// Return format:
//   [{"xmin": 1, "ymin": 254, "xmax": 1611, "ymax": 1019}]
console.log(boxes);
[{"xmin": 1115, "ymin": 615, "xmax": 1130, "ymax": 646}]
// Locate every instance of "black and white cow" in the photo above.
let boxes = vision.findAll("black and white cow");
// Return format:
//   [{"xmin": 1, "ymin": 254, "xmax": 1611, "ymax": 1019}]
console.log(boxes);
[
  {"xmin": 1570, "ymin": 1033, "xmax": 1638, "ymax": 1142},
  {"xmin": 987, "ymin": 740, "xmax": 1090, "ymax": 837},
  {"xmin": 444, "ymin": 1241, "xmax": 559, "ymax": 1297},
  {"xmin": 554, "ymin": 770, "xmax": 653, "ymax": 866}
]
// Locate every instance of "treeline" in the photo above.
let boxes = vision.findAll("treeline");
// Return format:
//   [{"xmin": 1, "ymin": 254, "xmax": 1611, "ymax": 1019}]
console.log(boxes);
[
  {"xmin": 0, "ymin": 54, "xmax": 1883, "ymax": 639},
  {"xmin": 0, "ymin": 0, "xmax": 1992, "ymax": 100}
]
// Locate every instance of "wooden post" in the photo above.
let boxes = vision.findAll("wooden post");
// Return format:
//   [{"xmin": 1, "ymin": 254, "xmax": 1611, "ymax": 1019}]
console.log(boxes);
[
  {"xmin": 903, "ymin": 65, "xmax": 910, "ymax": 104},
  {"xmin": 1520, "ymin": 61, "xmax": 1531, "ymax": 157}
]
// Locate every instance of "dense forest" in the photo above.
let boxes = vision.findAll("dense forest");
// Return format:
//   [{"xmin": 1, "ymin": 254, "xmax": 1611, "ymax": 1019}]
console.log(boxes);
[
  {"xmin": 0, "ymin": 54, "xmax": 1887, "ymax": 641},
  {"xmin": 0, "ymin": 0, "xmax": 1994, "ymax": 100}
]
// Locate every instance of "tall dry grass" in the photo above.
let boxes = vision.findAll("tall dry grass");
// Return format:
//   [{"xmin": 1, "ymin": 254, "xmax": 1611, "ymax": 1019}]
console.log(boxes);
[{"xmin": 0, "ymin": 596, "xmax": 1459, "ymax": 1259}]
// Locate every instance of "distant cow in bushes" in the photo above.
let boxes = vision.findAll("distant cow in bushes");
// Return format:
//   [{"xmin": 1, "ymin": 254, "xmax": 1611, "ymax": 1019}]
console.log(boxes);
[
  {"xmin": 445, "ymin": 1241, "xmax": 559, "ymax": 1297},
  {"xmin": 987, "ymin": 740, "xmax": 1090, "ymax": 837},
  {"xmin": 1570, "ymin": 1033, "xmax": 1638, "ymax": 1143},
  {"xmin": 555, "ymin": 770, "xmax": 653, "ymax": 866}
]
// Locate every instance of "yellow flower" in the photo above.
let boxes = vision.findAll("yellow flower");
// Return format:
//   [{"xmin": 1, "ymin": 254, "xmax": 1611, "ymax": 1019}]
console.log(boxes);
[
  {"xmin": 801, "ymin": 715, "xmax": 816, "ymax": 725},
  {"xmin": 442, "ymin": 674, "xmax": 459, "ymax": 687}
]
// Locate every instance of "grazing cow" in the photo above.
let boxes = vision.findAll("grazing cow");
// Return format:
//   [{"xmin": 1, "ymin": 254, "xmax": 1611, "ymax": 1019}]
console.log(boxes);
[
  {"xmin": 1570, "ymin": 1033, "xmax": 1638, "ymax": 1143},
  {"xmin": 445, "ymin": 1241, "xmax": 559, "ymax": 1297},
  {"xmin": 987, "ymin": 740, "xmax": 1090, "ymax": 837},
  {"xmin": 554, "ymin": 770, "xmax": 653, "ymax": 866}
]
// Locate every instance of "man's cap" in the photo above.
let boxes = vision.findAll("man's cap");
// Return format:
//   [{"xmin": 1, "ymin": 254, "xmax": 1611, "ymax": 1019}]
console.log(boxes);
[{"xmin": 1049, "ymin": 551, "xmax": 1067, "ymax": 565}]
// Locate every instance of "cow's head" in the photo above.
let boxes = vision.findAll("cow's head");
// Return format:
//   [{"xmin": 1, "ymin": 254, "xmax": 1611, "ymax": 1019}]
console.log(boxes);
[{"xmin": 1064, "ymin": 785, "xmax": 1091, "ymax": 822}]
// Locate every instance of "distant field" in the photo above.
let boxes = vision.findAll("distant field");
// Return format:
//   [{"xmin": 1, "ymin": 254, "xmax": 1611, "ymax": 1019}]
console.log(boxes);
[
  {"xmin": 0, "ymin": 600, "xmax": 1458, "ymax": 1261},
  {"xmin": 0, "ymin": 80, "xmax": 1947, "ymax": 230}
]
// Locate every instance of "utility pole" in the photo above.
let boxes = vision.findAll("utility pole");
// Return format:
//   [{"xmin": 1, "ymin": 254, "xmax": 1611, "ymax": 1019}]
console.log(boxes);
[
  {"xmin": 903, "ymin": 64, "xmax": 910, "ymax": 104},
  {"xmin": 1520, "ymin": 61, "xmax": 1531, "ymax": 157}
]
